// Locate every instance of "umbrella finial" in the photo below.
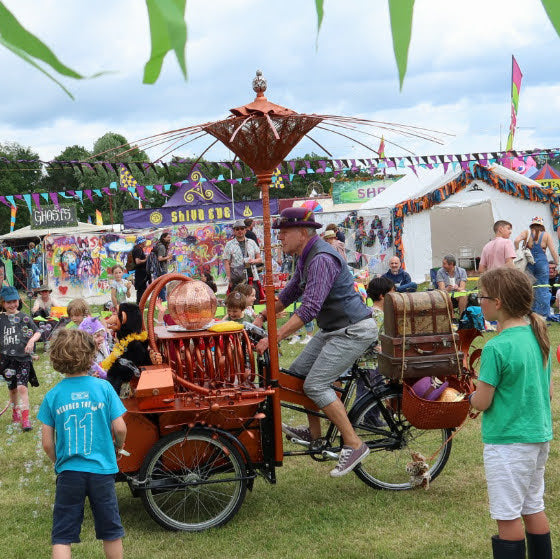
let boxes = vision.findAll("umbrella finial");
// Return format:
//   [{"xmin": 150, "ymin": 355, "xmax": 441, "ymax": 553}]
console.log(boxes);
[{"xmin": 252, "ymin": 70, "xmax": 267, "ymax": 97}]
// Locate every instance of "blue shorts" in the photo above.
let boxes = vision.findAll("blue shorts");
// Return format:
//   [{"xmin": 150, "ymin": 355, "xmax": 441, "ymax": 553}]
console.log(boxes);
[{"xmin": 52, "ymin": 470, "xmax": 124, "ymax": 545}]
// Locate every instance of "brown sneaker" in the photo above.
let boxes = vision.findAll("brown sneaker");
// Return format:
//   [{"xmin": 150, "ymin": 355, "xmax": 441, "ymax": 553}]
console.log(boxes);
[{"xmin": 330, "ymin": 443, "xmax": 370, "ymax": 477}]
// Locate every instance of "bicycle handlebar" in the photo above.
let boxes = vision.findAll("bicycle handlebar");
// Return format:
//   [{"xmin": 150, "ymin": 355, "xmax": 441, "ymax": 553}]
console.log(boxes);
[{"xmin": 244, "ymin": 321, "xmax": 267, "ymax": 343}]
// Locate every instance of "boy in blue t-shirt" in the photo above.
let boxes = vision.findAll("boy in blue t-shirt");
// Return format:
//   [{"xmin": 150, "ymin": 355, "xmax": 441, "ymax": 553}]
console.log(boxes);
[{"xmin": 38, "ymin": 329, "xmax": 127, "ymax": 559}]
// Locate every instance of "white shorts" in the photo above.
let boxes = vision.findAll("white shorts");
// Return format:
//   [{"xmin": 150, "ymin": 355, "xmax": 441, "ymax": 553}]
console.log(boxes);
[{"xmin": 484, "ymin": 442, "xmax": 550, "ymax": 520}]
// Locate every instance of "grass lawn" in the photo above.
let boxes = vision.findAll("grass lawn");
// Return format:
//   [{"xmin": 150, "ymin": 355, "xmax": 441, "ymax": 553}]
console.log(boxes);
[{"xmin": 1, "ymin": 322, "xmax": 558, "ymax": 558}]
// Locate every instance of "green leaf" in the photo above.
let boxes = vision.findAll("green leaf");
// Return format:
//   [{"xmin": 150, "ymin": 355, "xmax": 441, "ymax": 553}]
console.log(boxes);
[
  {"xmin": 541, "ymin": 0, "xmax": 560, "ymax": 36},
  {"xmin": 315, "ymin": 0, "xmax": 324, "ymax": 49},
  {"xmin": 143, "ymin": 0, "xmax": 187, "ymax": 84},
  {"xmin": 0, "ymin": 36, "xmax": 75, "ymax": 99},
  {"xmin": 0, "ymin": 2, "xmax": 84, "ymax": 79},
  {"xmin": 388, "ymin": 0, "xmax": 415, "ymax": 91}
]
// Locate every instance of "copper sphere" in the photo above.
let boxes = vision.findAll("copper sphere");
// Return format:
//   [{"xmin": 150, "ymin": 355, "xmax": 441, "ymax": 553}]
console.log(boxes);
[{"xmin": 167, "ymin": 279, "xmax": 217, "ymax": 330}]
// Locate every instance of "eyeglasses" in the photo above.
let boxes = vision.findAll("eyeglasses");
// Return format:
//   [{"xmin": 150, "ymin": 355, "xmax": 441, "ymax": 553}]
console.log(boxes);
[{"xmin": 476, "ymin": 295, "xmax": 496, "ymax": 303}]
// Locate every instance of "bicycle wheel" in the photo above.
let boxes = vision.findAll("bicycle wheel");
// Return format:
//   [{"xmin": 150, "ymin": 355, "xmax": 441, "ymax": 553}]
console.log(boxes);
[
  {"xmin": 139, "ymin": 427, "xmax": 247, "ymax": 531},
  {"xmin": 348, "ymin": 386, "xmax": 452, "ymax": 490}
]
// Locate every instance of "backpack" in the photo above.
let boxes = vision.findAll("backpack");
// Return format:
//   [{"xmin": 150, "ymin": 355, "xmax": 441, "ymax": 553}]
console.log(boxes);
[
  {"xmin": 458, "ymin": 306, "xmax": 485, "ymax": 331},
  {"xmin": 146, "ymin": 244, "xmax": 161, "ymax": 281},
  {"xmin": 125, "ymin": 250, "xmax": 135, "ymax": 272}
]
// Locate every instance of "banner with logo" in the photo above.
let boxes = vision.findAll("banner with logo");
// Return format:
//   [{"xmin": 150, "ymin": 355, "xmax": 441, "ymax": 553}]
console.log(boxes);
[
  {"xmin": 332, "ymin": 177, "xmax": 402, "ymax": 204},
  {"xmin": 122, "ymin": 199, "xmax": 278, "ymax": 229}
]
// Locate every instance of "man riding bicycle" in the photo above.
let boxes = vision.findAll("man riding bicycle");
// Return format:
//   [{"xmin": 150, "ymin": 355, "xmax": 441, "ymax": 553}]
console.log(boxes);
[{"xmin": 254, "ymin": 207, "xmax": 377, "ymax": 477}]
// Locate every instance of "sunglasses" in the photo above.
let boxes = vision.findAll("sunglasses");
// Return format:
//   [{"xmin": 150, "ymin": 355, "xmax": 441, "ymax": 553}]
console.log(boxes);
[{"xmin": 233, "ymin": 227, "xmax": 246, "ymax": 231}]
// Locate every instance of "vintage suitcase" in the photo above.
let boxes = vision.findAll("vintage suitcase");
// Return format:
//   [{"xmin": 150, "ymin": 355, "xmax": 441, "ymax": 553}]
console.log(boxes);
[
  {"xmin": 383, "ymin": 290, "xmax": 454, "ymax": 337},
  {"xmin": 378, "ymin": 351, "xmax": 463, "ymax": 380},
  {"xmin": 379, "ymin": 332, "xmax": 460, "ymax": 358},
  {"xmin": 135, "ymin": 365, "xmax": 175, "ymax": 410}
]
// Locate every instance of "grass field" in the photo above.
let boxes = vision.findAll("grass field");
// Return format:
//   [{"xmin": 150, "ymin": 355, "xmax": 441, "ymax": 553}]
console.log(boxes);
[{"xmin": 0, "ymin": 322, "xmax": 558, "ymax": 558}]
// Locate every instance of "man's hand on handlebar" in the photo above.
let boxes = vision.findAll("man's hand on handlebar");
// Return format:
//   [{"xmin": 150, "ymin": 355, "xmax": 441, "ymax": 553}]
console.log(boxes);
[{"xmin": 255, "ymin": 337, "xmax": 269, "ymax": 355}]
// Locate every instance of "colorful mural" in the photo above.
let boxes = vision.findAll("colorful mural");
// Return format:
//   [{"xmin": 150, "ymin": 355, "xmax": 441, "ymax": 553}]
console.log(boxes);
[{"xmin": 44, "ymin": 223, "xmax": 239, "ymax": 304}]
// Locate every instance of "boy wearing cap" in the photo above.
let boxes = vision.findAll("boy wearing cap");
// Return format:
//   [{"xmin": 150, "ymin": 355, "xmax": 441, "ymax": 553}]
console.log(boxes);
[
  {"xmin": 223, "ymin": 220, "xmax": 262, "ymax": 290},
  {"xmin": 0, "ymin": 286, "xmax": 42, "ymax": 430},
  {"xmin": 254, "ymin": 207, "xmax": 376, "ymax": 477}
]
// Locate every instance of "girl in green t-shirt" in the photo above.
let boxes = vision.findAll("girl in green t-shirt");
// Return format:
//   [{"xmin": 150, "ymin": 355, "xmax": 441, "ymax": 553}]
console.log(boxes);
[{"xmin": 470, "ymin": 267, "xmax": 553, "ymax": 559}]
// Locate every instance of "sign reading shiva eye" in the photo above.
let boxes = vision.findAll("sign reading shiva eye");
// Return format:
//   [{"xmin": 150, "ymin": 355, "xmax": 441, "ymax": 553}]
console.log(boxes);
[{"xmin": 31, "ymin": 204, "xmax": 78, "ymax": 229}]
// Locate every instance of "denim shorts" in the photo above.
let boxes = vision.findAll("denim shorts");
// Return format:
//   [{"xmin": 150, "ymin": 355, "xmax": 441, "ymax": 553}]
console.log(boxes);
[{"xmin": 52, "ymin": 470, "xmax": 124, "ymax": 544}]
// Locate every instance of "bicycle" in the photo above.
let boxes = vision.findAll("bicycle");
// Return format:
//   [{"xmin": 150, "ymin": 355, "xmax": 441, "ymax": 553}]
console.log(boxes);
[{"xmin": 245, "ymin": 322, "xmax": 454, "ymax": 491}]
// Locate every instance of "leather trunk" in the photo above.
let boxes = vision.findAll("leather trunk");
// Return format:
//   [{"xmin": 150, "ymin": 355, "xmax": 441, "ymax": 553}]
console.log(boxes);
[
  {"xmin": 379, "ymin": 332, "xmax": 460, "ymax": 358},
  {"xmin": 383, "ymin": 290, "xmax": 453, "ymax": 337},
  {"xmin": 378, "ymin": 351, "xmax": 463, "ymax": 380}
]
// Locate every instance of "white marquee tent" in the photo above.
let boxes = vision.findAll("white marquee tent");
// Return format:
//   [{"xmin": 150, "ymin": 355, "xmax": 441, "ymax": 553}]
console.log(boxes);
[{"xmin": 360, "ymin": 164, "xmax": 557, "ymax": 283}]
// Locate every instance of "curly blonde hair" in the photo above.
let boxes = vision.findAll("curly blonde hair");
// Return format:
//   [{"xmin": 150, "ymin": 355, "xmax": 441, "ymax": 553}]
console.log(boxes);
[{"xmin": 50, "ymin": 329, "xmax": 96, "ymax": 376}]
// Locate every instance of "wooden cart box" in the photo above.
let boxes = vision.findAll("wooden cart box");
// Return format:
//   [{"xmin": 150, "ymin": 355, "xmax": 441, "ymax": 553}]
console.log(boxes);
[
  {"xmin": 378, "ymin": 351, "xmax": 463, "ymax": 380},
  {"xmin": 135, "ymin": 365, "xmax": 175, "ymax": 410},
  {"xmin": 379, "ymin": 332, "xmax": 459, "ymax": 358},
  {"xmin": 383, "ymin": 290, "xmax": 453, "ymax": 337}
]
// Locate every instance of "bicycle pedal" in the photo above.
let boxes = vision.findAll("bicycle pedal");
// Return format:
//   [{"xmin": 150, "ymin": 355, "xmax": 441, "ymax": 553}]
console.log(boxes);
[{"xmin": 286, "ymin": 436, "xmax": 311, "ymax": 447}]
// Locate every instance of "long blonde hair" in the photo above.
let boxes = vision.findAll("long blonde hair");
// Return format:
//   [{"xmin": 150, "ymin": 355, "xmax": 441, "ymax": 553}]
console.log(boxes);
[{"xmin": 479, "ymin": 268, "xmax": 549, "ymax": 366}]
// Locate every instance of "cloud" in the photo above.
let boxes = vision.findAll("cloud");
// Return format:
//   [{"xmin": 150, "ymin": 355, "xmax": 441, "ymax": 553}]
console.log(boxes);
[{"xmin": 0, "ymin": 0, "xmax": 558, "ymax": 164}]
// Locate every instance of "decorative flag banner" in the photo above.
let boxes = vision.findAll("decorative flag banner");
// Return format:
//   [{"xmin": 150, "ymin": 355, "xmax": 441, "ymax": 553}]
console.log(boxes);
[
  {"xmin": 119, "ymin": 165, "xmax": 142, "ymax": 207},
  {"xmin": 87, "ymin": 215, "xmax": 92, "ymax": 224},
  {"xmin": 9, "ymin": 206, "xmax": 17, "ymax": 232},
  {"xmin": 506, "ymin": 55, "xmax": 523, "ymax": 151},
  {"xmin": 378, "ymin": 136, "xmax": 386, "ymax": 159},
  {"xmin": 3, "ymin": 148, "xmax": 560, "ymax": 213},
  {"xmin": 95, "ymin": 209, "xmax": 103, "ymax": 226},
  {"xmin": 271, "ymin": 166, "xmax": 284, "ymax": 189}
]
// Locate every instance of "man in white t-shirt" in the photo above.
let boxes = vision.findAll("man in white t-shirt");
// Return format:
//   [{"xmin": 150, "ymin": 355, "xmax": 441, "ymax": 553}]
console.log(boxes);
[{"xmin": 478, "ymin": 220, "xmax": 516, "ymax": 273}]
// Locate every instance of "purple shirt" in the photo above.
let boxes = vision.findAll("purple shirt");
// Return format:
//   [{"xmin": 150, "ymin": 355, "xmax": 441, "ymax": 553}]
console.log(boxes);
[{"xmin": 279, "ymin": 237, "xmax": 342, "ymax": 325}]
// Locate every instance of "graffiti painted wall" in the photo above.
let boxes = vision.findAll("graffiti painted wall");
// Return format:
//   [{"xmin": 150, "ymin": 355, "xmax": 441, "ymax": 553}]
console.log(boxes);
[{"xmin": 45, "ymin": 222, "xmax": 237, "ymax": 304}]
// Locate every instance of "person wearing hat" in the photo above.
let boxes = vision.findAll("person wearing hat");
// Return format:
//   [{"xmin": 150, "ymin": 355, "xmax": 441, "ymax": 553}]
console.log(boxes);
[
  {"xmin": 32, "ymin": 284, "xmax": 56, "ymax": 319},
  {"xmin": 223, "ymin": 219, "xmax": 263, "ymax": 292},
  {"xmin": 0, "ymin": 286, "xmax": 41, "ymax": 431},
  {"xmin": 132, "ymin": 235, "xmax": 148, "ymax": 304},
  {"xmin": 514, "ymin": 217, "xmax": 559, "ymax": 316},
  {"xmin": 254, "ymin": 207, "xmax": 376, "ymax": 478},
  {"xmin": 323, "ymin": 229, "xmax": 347, "ymax": 261}
]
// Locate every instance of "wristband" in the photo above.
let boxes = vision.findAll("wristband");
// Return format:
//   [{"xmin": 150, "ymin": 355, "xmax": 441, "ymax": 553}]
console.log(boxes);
[{"xmin": 468, "ymin": 393, "xmax": 474, "ymax": 404}]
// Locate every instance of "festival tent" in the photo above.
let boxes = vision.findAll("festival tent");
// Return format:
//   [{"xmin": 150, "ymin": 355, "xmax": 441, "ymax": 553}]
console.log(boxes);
[
  {"xmin": 360, "ymin": 164, "xmax": 558, "ymax": 283},
  {"xmin": 0, "ymin": 222, "xmax": 116, "ymax": 242},
  {"xmin": 0, "ymin": 222, "xmax": 117, "ymax": 242},
  {"xmin": 533, "ymin": 162, "xmax": 560, "ymax": 181}
]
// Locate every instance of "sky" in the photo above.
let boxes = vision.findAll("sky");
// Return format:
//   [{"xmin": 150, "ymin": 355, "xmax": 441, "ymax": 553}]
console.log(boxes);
[{"xmin": 0, "ymin": 0, "xmax": 559, "ymax": 166}]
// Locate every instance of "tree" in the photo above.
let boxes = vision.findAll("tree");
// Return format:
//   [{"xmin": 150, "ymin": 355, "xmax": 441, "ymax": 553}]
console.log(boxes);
[{"xmin": 0, "ymin": 142, "xmax": 42, "ymax": 233}]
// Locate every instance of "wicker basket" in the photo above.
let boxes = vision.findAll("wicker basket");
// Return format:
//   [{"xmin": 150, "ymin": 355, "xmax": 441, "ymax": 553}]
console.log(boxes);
[{"xmin": 402, "ymin": 376, "xmax": 472, "ymax": 429}]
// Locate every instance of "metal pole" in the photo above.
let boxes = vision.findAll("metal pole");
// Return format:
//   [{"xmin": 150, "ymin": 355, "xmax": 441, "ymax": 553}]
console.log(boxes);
[{"xmin": 256, "ymin": 171, "xmax": 283, "ymax": 464}]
